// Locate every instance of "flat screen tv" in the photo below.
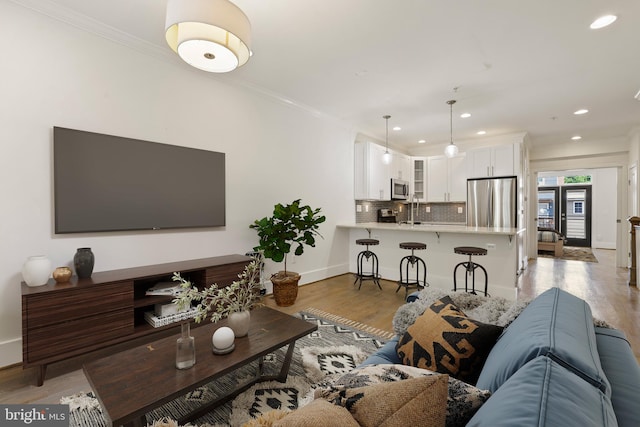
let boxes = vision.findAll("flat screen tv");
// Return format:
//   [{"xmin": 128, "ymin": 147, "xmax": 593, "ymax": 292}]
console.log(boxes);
[{"xmin": 53, "ymin": 127, "xmax": 225, "ymax": 233}]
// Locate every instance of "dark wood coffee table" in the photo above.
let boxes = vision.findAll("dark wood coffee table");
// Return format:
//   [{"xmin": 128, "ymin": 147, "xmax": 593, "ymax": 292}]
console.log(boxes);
[{"xmin": 83, "ymin": 307, "xmax": 317, "ymax": 427}]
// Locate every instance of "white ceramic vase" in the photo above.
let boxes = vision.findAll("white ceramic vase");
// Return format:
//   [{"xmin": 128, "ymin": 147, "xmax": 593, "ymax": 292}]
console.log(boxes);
[
  {"xmin": 227, "ymin": 310, "xmax": 251, "ymax": 337},
  {"xmin": 22, "ymin": 255, "xmax": 52, "ymax": 287}
]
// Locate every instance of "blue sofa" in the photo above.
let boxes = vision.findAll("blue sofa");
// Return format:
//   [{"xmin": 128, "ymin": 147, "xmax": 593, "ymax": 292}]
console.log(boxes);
[{"xmin": 360, "ymin": 288, "xmax": 640, "ymax": 426}]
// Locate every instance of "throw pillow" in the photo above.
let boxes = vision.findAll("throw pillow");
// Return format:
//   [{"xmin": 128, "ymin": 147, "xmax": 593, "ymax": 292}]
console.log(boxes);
[
  {"xmin": 272, "ymin": 399, "xmax": 359, "ymax": 427},
  {"xmin": 396, "ymin": 296, "xmax": 503, "ymax": 384},
  {"xmin": 317, "ymin": 374, "xmax": 448, "ymax": 427},
  {"xmin": 316, "ymin": 363, "xmax": 490, "ymax": 427}
]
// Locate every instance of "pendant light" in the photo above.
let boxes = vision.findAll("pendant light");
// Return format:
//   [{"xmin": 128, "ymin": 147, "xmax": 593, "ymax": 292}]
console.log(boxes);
[
  {"xmin": 382, "ymin": 115, "xmax": 392, "ymax": 164},
  {"xmin": 165, "ymin": 0, "xmax": 252, "ymax": 73},
  {"xmin": 444, "ymin": 100, "xmax": 459, "ymax": 158}
]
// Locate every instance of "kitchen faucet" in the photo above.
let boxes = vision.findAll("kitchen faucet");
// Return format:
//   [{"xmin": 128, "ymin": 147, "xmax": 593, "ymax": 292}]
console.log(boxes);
[{"xmin": 409, "ymin": 194, "xmax": 419, "ymax": 225}]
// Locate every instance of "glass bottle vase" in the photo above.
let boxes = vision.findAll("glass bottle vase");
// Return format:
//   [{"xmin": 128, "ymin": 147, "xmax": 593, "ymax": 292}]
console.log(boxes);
[{"xmin": 176, "ymin": 322, "xmax": 196, "ymax": 369}]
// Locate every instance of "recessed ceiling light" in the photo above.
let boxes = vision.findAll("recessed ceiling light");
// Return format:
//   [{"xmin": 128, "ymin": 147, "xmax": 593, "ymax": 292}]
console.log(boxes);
[
  {"xmin": 574, "ymin": 109, "xmax": 589, "ymax": 115},
  {"xmin": 460, "ymin": 113, "xmax": 471, "ymax": 118},
  {"xmin": 571, "ymin": 135, "xmax": 582, "ymax": 141},
  {"xmin": 590, "ymin": 15, "xmax": 617, "ymax": 29},
  {"xmin": 393, "ymin": 126, "xmax": 401, "ymax": 131},
  {"xmin": 477, "ymin": 130, "xmax": 486, "ymax": 135},
  {"xmin": 418, "ymin": 139, "xmax": 426, "ymax": 144}
]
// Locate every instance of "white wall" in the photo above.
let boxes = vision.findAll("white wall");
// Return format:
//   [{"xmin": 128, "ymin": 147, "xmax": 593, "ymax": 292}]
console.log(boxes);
[
  {"xmin": 591, "ymin": 168, "xmax": 618, "ymax": 249},
  {"xmin": 0, "ymin": 3, "xmax": 354, "ymax": 367}
]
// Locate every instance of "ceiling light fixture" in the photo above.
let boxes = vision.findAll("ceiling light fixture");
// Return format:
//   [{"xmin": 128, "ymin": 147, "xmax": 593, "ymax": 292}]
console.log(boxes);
[
  {"xmin": 574, "ymin": 109, "xmax": 589, "ymax": 115},
  {"xmin": 590, "ymin": 15, "xmax": 617, "ymax": 29},
  {"xmin": 460, "ymin": 113, "xmax": 471, "ymax": 118},
  {"xmin": 477, "ymin": 130, "xmax": 486, "ymax": 135},
  {"xmin": 571, "ymin": 136, "xmax": 582, "ymax": 141},
  {"xmin": 418, "ymin": 139, "xmax": 426, "ymax": 144},
  {"xmin": 444, "ymin": 100, "xmax": 459, "ymax": 158},
  {"xmin": 393, "ymin": 126, "xmax": 402, "ymax": 131},
  {"xmin": 382, "ymin": 115, "xmax": 392, "ymax": 164},
  {"xmin": 165, "ymin": 0, "xmax": 252, "ymax": 73}
]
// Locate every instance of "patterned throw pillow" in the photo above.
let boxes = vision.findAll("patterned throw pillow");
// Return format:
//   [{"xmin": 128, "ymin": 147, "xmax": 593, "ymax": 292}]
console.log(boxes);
[
  {"xmin": 317, "ymin": 375, "xmax": 448, "ymax": 427},
  {"xmin": 316, "ymin": 363, "xmax": 491, "ymax": 427},
  {"xmin": 396, "ymin": 296, "xmax": 503, "ymax": 384}
]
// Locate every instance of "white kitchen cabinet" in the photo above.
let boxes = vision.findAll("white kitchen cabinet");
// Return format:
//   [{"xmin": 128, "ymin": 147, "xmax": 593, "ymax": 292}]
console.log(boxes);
[
  {"xmin": 427, "ymin": 154, "xmax": 466, "ymax": 202},
  {"xmin": 391, "ymin": 152, "xmax": 411, "ymax": 181},
  {"xmin": 411, "ymin": 157, "xmax": 427, "ymax": 201},
  {"xmin": 468, "ymin": 144, "xmax": 521, "ymax": 178},
  {"xmin": 354, "ymin": 141, "xmax": 390, "ymax": 200}
]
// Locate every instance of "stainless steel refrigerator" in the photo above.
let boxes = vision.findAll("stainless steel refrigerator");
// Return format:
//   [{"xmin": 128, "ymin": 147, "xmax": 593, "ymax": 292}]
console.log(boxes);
[{"xmin": 467, "ymin": 176, "xmax": 517, "ymax": 228}]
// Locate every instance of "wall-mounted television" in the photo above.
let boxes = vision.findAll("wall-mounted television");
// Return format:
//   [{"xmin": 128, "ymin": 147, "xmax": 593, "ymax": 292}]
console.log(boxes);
[{"xmin": 53, "ymin": 127, "xmax": 225, "ymax": 234}]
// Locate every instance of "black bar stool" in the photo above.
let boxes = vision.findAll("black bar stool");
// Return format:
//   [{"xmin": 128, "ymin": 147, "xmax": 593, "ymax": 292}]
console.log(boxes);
[
  {"xmin": 453, "ymin": 246, "xmax": 489, "ymax": 296},
  {"xmin": 397, "ymin": 242, "xmax": 428, "ymax": 298},
  {"xmin": 354, "ymin": 238, "xmax": 382, "ymax": 290}
]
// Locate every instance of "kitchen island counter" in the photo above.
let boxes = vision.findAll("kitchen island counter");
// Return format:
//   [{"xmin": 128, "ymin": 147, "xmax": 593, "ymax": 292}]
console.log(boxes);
[
  {"xmin": 338, "ymin": 222, "xmax": 526, "ymax": 299},
  {"xmin": 338, "ymin": 222, "xmax": 524, "ymax": 237}
]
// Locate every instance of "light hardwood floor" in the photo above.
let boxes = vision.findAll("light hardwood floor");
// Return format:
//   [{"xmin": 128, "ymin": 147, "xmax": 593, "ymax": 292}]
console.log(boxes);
[{"xmin": 1, "ymin": 248, "xmax": 638, "ymax": 405}]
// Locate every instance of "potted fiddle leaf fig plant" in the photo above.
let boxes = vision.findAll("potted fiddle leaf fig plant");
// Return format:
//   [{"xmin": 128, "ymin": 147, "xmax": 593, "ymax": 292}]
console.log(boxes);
[
  {"xmin": 172, "ymin": 255, "xmax": 263, "ymax": 337},
  {"xmin": 250, "ymin": 199, "xmax": 326, "ymax": 306}
]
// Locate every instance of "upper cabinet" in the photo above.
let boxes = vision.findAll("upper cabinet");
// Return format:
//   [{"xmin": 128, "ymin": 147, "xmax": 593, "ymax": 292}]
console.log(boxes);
[
  {"xmin": 468, "ymin": 144, "xmax": 522, "ymax": 178},
  {"xmin": 354, "ymin": 141, "xmax": 391, "ymax": 200},
  {"xmin": 427, "ymin": 154, "xmax": 467, "ymax": 202},
  {"xmin": 391, "ymin": 152, "xmax": 411, "ymax": 181},
  {"xmin": 411, "ymin": 157, "xmax": 427, "ymax": 202}
]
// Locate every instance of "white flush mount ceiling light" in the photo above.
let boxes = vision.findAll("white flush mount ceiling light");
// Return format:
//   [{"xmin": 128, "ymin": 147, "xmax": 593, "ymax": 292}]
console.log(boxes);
[
  {"xmin": 477, "ymin": 130, "xmax": 486, "ymax": 135},
  {"xmin": 165, "ymin": 0, "xmax": 252, "ymax": 73},
  {"xmin": 571, "ymin": 136, "xmax": 582, "ymax": 140},
  {"xmin": 460, "ymin": 113, "xmax": 471, "ymax": 118},
  {"xmin": 382, "ymin": 115, "xmax": 392, "ymax": 164},
  {"xmin": 444, "ymin": 100, "xmax": 459, "ymax": 158},
  {"xmin": 574, "ymin": 109, "xmax": 589, "ymax": 115},
  {"xmin": 590, "ymin": 15, "xmax": 617, "ymax": 29}
]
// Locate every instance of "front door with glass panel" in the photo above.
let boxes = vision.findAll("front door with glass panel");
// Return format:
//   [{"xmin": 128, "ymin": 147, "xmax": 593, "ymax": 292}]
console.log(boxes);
[{"xmin": 561, "ymin": 186, "xmax": 592, "ymax": 247}]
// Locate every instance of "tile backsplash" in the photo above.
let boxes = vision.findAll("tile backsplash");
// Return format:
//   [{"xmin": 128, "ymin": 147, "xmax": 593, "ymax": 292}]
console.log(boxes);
[{"xmin": 355, "ymin": 200, "xmax": 466, "ymax": 224}]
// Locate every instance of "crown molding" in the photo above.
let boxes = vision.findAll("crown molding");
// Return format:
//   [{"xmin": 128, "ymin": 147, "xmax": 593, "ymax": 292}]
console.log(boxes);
[{"xmin": 10, "ymin": 0, "xmax": 173, "ymax": 62}]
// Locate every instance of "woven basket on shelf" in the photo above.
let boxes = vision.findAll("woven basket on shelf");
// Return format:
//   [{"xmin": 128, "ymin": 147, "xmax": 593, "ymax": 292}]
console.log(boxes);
[{"xmin": 271, "ymin": 271, "xmax": 301, "ymax": 307}]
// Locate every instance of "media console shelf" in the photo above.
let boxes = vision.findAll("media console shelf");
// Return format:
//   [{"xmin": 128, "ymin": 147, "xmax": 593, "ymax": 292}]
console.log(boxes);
[{"xmin": 21, "ymin": 254, "xmax": 251, "ymax": 386}]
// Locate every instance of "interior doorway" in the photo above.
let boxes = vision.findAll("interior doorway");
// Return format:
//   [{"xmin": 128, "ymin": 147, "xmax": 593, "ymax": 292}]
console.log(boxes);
[{"xmin": 537, "ymin": 173, "xmax": 594, "ymax": 249}]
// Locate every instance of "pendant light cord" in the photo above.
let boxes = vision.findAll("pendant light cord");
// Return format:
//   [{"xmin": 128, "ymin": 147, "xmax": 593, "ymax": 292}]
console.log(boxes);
[
  {"xmin": 447, "ymin": 100, "xmax": 456, "ymax": 144},
  {"xmin": 383, "ymin": 115, "xmax": 391, "ymax": 152}
]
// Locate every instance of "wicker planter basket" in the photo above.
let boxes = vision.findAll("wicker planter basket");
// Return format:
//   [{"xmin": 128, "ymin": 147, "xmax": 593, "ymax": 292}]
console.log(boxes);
[{"xmin": 271, "ymin": 271, "xmax": 301, "ymax": 307}]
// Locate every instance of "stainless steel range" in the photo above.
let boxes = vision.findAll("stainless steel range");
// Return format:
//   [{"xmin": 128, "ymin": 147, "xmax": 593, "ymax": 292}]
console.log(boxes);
[{"xmin": 377, "ymin": 208, "xmax": 397, "ymax": 223}]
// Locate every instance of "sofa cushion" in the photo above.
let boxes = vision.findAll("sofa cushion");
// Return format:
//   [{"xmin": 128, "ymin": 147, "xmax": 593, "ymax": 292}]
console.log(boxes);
[
  {"xmin": 396, "ymin": 296, "xmax": 503, "ymax": 384},
  {"xmin": 467, "ymin": 356, "xmax": 618, "ymax": 427},
  {"xmin": 595, "ymin": 327, "xmax": 640, "ymax": 427},
  {"xmin": 318, "ymin": 374, "xmax": 448, "ymax": 427},
  {"xmin": 475, "ymin": 287, "xmax": 611, "ymax": 395},
  {"xmin": 320, "ymin": 363, "xmax": 490, "ymax": 427},
  {"xmin": 359, "ymin": 336, "xmax": 402, "ymax": 365}
]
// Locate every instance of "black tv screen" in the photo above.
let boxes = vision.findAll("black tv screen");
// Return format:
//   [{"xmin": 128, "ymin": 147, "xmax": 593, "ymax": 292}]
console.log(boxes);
[{"xmin": 53, "ymin": 127, "xmax": 225, "ymax": 233}]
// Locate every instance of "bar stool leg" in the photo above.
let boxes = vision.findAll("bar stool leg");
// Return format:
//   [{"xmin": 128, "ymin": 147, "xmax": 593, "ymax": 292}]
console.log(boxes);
[
  {"xmin": 354, "ymin": 245, "xmax": 381, "ymax": 290},
  {"xmin": 397, "ymin": 250, "xmax": 427, "ymax": 298}
]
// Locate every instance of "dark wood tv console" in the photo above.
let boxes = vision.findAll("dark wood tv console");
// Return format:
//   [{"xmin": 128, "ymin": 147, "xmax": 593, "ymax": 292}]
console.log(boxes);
[{"xmin": 21, "ymin": 254, "xmax": 251, "ymax": 386}]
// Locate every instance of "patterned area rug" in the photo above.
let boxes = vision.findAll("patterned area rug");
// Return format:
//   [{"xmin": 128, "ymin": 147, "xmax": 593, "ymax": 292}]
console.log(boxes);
[
  {"xmin": 61, "ymin": 308, "xmax": 394, "ymax": 427},
  {"xmin": 538, "ymin": 246, "xmax": 598, "ymax": 263}
]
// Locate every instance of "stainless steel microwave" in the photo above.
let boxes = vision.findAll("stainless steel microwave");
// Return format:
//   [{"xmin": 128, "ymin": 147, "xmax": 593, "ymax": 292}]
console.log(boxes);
[{"xmin": 391, "ymin": 178, "xmax": 409, "ymax": 200}]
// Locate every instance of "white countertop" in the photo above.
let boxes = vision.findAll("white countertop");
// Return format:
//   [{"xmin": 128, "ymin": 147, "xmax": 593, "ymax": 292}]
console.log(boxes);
[{"xmin": 338, "ymin": 222, "xmax": 525, "ymax": 236}]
